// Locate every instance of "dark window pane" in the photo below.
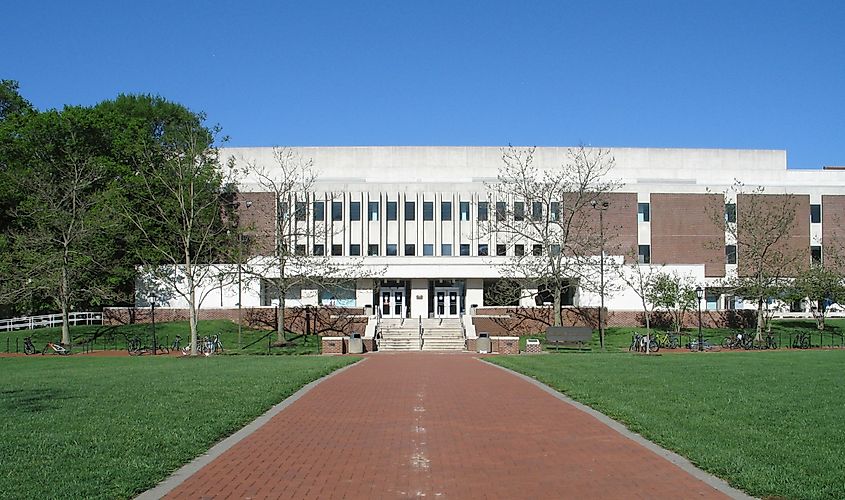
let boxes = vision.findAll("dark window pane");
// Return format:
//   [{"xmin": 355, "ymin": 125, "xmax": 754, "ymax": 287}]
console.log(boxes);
[
  {"xmin": 478, "ymin": 202, "xmax": 489, "ymax": 221},
  {"xmin": 638, "ymin": 245, "xmax": 651, "ymax": 264},
  {"xmin": 368, "ymin": 244, "xmax": 379, "ymax": 256},
  {"xmin": 405, "ymin": 201, "xmax": 415, "ymax": 221},
  {"xmin": 295, "ymin": 244, "xmax": 306, "ymax": 256},
  {"xmin": 478, "ymin": 244, "xmax": 489, "ymax": 256},
  {"xmin": 725, "ymin": 203, "xmax": 736, "ymax": 223},
  {"xmin": 726, "ymin": 245, "xmax": 737, "ymax": 264},
  {"xmin": 441, "ymin": 244, "xmax": 452, "ymax": 256},
  {"xmin": 423, "ymin": 244, "xmax": 434, "ymax": 256},
  {"xmin": 368, "ymin": 202, "xmax": 379, "ymax": 221},
  {"xmin": 532, "ymin": 202, "xmax": 542, "ymax": 221},
  {"xmin": 532, "ymin": 244, "xmax": 542, "ymax": 256},
  {"xmin": 387, "ymin": 244, "xmax": 397, "ymax": 256},
  {"xmin": 423, "ymin": 201, "xmax": 434, "ymax": 221},
  {"xmin": 638, "ymin": 202, "xmax": 650, "ymax": 222},
  {"xmin": 405, "ymin": 244, "xmax": 416, "ymax": 256},
  {"xmin": 460, "ymin": 244, "xmax": 470, "ymax": 256},
  {"xmin": 811, "ymin": 204, "xmax": 821, "ymax": 224},
  {"xmin": 350, "ymin": 244, "xmax": 361, "ymax": 256},
  {"xmin": 331, "ymin": 244, "xmax": 343, "ymax": 256},
  {"xmin": 514, "ymin": 202, "xmax": 524, "ymax": 221},
  {"xmin": 313, "ymin": 201, "xmax": 324, "ymax": 221},
  {"xmin": 332, "ymin": 201, "xmax": 343, "ymax": 221},
  {"xmin": 460, "ymin": 201, "xmax": 470, "ymax": 221},
  {"xmin": 295, "ymin": 201, "xmax": 307, "ymax": 221},
  {"xmin": 313, "ymin": 244, "xmax": 325, "ymax": 256},
  {"xmin": 387, "ymin": 201, "xmax": 398, "ymax": 220},
  {"xmin": 550, "ymin": 202, "xmax": 560, "ymax": 221},
  {"xmin": 441, "ymin": 201, "xmax": 452, "ymax": 221},
  {"xmin": 811, "ymin": 245, "xmax": 822, "ymax": 264},
  {"xmin": 514, "ymin": 244, "xmax": 524, "ymax": 256},
  {"xmin": 496, "ymin": 244, "xmax": 506, "ymax": 256},
  {"xmin": 350, "ymin": 202, "xmax": 361, "ymax": 221},
  {"xmin": 496, "ymin": 202, "xmax": 506, "ymax": 222}
]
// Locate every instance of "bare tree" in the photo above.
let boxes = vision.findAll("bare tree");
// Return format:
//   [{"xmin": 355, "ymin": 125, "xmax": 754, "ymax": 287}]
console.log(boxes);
[
  {"xmin": 786, "ymin": 263, "xmax": 845, "ymax": 331},
  {"xmin": 482, "ymin": 145, "xmax": 621, "ymax": 327},
  {"xmin": 649, "ymin": 270, "xmax": 698, "ymax": 334},
  {"xmin": 710, "ymin": 181, "xmax": 804, "ymax": 339},
  {"xmin": 123, "ymin": 124, "xmax": 238, "ymax": 355},
  {"xmin": 616, "ymin": 260, "xmax": 663, "ymax": 352},
  {"xmin": 245, "ymin": 148, "xmax": 375, "ymax": 343}
]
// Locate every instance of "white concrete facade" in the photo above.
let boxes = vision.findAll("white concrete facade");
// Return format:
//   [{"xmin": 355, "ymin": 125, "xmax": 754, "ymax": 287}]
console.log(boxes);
[{"xmin": 138, "ymin": 146, "xmax": 845, "ymax": 317}]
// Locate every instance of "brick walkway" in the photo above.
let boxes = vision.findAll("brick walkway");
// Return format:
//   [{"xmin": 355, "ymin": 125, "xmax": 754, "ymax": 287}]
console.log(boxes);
[{"xmin": 161, "ymin": 353, "xmax": 736, "ymax": 499}]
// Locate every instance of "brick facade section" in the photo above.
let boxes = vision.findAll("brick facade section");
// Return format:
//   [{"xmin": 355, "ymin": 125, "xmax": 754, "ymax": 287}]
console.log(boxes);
[
  {"xmin": 237, "ymin": 191, "xmax": 276, "ymax": 256},
  {"xmin": 650, "ymin": 193, "xmax": 725, "ymax": 277},
  {"xmin": 737, "ymin": 193, "xmax": 810, "ymax": 277},
  {"xmin": 822, "ymin": 195, "xmax": 845, "ymax": 272},
  {"xmin": 575, "ymin": 192, "xmax": 638, "ymax": 263},
  {"xmin": 103, "ymin": 306, "xmax": 366, "ymax": 337},
  {"xmin": 321, "ymin": 337, "xmax": 344, "ymax": 354},
  {"xmin": 492, "ymin": 337, "xmax": 519, "ymax": 354}
]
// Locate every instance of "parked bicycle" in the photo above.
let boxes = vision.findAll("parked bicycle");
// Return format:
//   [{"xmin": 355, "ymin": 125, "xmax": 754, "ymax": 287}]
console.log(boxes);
[
  {"xmin": 128, "ymin": 336, "xmax": 148, "ymax": 356},
  {"xmin": 23, "ymin": 336, "xmax": 36, "ymax": 355},
  {"xmin": 791, "ymin": 332, "xmax": 811, "ymax": 349},
  {"xmin": 181, "ymin": 334, "xmax": 224, "ymax": 356},
  {"xmin": 687, "ymin": 338, "xmax": 714, "ymax": 351},
  {"xmin": 722, "ymin": 331, "xmax": 752, "ymax": 350},
  {"xmin": 171, "ymin": 335, "xmax": 182, "ymax": 351},
  {"xmin": 42, "ymin": 341, "xmax": 70, "ymax": 355},
  {"xmin": 629, "ymin": 333, "xmax": 659, "ymax": 353},
  {"xmin": 653, "ymin": 331, "xmax": 679, "ymax": 349}
]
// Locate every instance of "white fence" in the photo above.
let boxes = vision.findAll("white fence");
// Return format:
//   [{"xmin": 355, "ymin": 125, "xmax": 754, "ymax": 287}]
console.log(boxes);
[{"xmin": 0, "ymin": 312, "xmax": 103, "ymax": 332}]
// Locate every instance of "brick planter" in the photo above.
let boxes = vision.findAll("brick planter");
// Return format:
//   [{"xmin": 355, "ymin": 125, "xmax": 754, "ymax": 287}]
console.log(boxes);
[
  {"xmin": 321, "ymin": 337, "xmax": 345, "ymax": 355},
  {"xmin": 492, "ymin": 336, "xmax": 519, "ymax": 355}
]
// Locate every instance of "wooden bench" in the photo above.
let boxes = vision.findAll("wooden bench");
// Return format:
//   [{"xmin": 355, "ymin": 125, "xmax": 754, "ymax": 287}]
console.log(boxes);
[{"xmin": 545, "ymin": 326, "xmax": 593, "ymax": 351}]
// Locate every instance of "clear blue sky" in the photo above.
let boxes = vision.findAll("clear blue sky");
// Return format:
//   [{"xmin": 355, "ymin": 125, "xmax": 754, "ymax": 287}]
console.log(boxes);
[{"xmin": 4, "ymin": 0, "xmax": 844, "ymax": 169}]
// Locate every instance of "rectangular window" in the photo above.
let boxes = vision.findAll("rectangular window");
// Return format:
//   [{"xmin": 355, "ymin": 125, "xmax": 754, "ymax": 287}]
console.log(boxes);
[
  {"xmin": 460, "ymin": 201, "xmax": 470, "ymax": 221},
  {"xmin": 405, "ymin": 201, "xmax": 416, "ymax": 221},
  {"xmin": 812, "ymin": 245, "xmax": 822, "ymax": 264},
  {"xmin": 277, "ymin": 201, "xmax": 289, "ymax": 220},
  {"xmin": 638, "ymin": 244, "xmax": 651, "ymax": 264},
  {"xmin": 313, "ymin": 244, "xmax": 325, "ymax": 256},
  {"xmin": 638, "ymin": 202, "xmax": 650, "ymax": 223},
  {"xmin": 496, "ymin": 201, "xmax": 506, "ymax": 222},
  {"xmin": 478, "ymin": 202, "xmax": 489, "ymax": 221},
  {"xmin": 331, "ymin": 244, "xmax": 343, "ymax": 256},
  {"xmin": 496, "ymin": 244, "xmax": 506, "ymax": 256},
  {"xmin": 331, "ymin": 201, "xmax": 343, "ymax": 221},
  {"xmin": 350, "ymin": 244, "xmax": 361, "ymax": 256},
  {"xmin": 551, "ymin": 245, "xmax": 560, "ymax": 256},
  {"xmin": 532, "ymin": 202, "xmax": 542, "ymax": 221},
  {"xmin": 811, "ymin": 204, "xmax": 821, "ymax": 224},
  {"xmin": 514, "ymin": 244, "xmax": 524, "ymax": 256},
  {"xmin": 514, "ymin": 202, "xmax": 525, "ymax": 221},
  {"xmin": 387, "ymin": 201, "xmax": 398, "ymax": 221},
  {"xmin": 350, "ymin": 201, "xmax": 361, "ymax": 221},
  {"xmin": 423, "ymin": 244, "xmax": 434, "ymax": 256},
  {"xmin": 386, "ymin": 244, "xmax": 398, "ymax": 256},
  {"xmin": 550, "ymin": 202, "xmax": 560, "ymax": 222},
  {"xmin": 295, "ymin": 201, "xmax": 307, "ymax": 221},
  {"xmin": 725, "ymin": 203, "xmax": 736, "ymax": 223},
  {"xmin": 423, "ymin": 201, "xmax": 434, "ymax": 221},
  {"xmin": 368, "ymin": 244, "xmax": 379, "ymax": 256},
  {"xmin": 441, "ymin": 201, "xmax": 452, "ymax": 221},
  {"xmin": 405, "ymin": 243, "xmax": 416, "ymax": 256},
  {"xmin": 295, "ymin": 244, "xmax": 306, "ymax": 256},
  {"xmin": 478, "ymin": 244, "xmax": 489, "ymax": 256},
  {"xmin": 368, "ymin": 201, "xmax": 379, "ymax": 221},
  {"xmin": 441, "ymin": 244, "xmax": 452, "ymax": 256},
  {"xmin": 460, "ymin": 244, "xmax": 470, "ymax": 256},
  {"xmin": 726, "ymin": 245, "xmax": 737, "ymax": 264},
  {"xmin": 313, "ymin": 201, "xmax": 325, "ymax": 221},
  {"xmin": 532, "ymin": 244, "xmax": 542, "ymax": 256}
]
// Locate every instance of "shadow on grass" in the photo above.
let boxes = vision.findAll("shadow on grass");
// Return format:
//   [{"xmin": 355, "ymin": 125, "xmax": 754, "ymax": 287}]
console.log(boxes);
[{"xmin": 0, "ymin": 388, "xmax": 75, "ymax": 413}]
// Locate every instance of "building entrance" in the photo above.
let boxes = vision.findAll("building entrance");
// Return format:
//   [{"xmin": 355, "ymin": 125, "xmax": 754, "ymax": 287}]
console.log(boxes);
[
  {"xmin": 380, "ymin": 287, "xmax": 406, "ymax": 318},
  {"xmin": 434, "ymin": 286, "xmax": 461, "ymax": 318}
]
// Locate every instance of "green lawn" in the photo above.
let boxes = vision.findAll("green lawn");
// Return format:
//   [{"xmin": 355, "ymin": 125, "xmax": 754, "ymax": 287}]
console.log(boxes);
[
  {"xmin": 1, "ymin": 319, "xmax": 322, "ymax": 355},
  {"xmin": 489, "ymin": 350, "xmax": 845, "ymax": 500},
  {"xmin": 0, "ymin": 355, "xmax": 356, "ymax": 499}
]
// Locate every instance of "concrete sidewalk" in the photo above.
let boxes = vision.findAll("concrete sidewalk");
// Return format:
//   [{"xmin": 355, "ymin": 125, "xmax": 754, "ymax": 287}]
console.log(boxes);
[{"xmin": 152, "ymin": 353, "xmax": 746, "ymax": 499}]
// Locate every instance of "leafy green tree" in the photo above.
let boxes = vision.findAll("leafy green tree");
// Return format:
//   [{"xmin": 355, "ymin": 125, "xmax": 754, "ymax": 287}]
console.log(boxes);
[
  {"xmin": 648, "ymin": 271, "xmax": 698, "ymax": 333},
  {"xmin": 787, "ymin": 264, "xmax": 845, "ymax": 330}
]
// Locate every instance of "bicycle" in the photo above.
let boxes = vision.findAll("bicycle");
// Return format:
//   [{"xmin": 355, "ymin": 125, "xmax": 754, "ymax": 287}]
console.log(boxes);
[
  {"xmin": 171, "ymin": 335, "xmax": 182, "ymax": 351},
  {"xmin": 629, "ymin": 333, "xmax": 659, "ymax": 353},
  {"xmin": 653, "ymin": 331, "xmax": 679, "ymax": 349},
  {"xmin": 688, "ymin": 338, "xmax": 714, "ymax": 351},
  {"xmin": 722, "ymin": 331, "xmax": 752, "ymax": 350},
  {"xmin": 23, "ymin": 336, "xmax": 36, "ymax": 355},
  {"xmin": 42, "ymin": 341, "xmax": 70, "ymax": 355},
  {"xmin": 128, "ymin": 336, "xmax": 148, "ymax": 356},
  {"xmin": 791, "ymin": 332, "xmax": 811, "ymax": 349},
  {"xmin": 204, "ymin": 334, "xmax": 223, "ymax": 356}
]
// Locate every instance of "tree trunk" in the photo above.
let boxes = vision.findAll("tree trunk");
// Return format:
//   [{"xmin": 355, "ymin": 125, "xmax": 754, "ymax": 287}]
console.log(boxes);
[
  {"xmin": 187, "ymin": 269, "xmax": 198, "ymax": 355},
  {"xmin": 60, "ymin": 265, "xmax": 71, "ymax": 345},
  {"xmin": 643, "ymin": 299, "xmax": 651, "ymax": 354},
  {"xmin": 756, "ymin": 297, "xmax": 764, "ymax": 341},
  {"xmin": 553, "ymin": 287, "xmax": 562, "ymax": 327},
  {"xmin": 277, "ymin": 301, "xmax": 286, "ymax": 343}
]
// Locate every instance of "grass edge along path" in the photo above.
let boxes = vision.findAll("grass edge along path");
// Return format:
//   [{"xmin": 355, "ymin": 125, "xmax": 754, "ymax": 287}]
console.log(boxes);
[
  {"xmin": 488, "ymin": 351, "xmax": 845, "ymax": 500},
  {"xmin": 0, "ymin": 355, "xmax": 358, "ymax": 499}
]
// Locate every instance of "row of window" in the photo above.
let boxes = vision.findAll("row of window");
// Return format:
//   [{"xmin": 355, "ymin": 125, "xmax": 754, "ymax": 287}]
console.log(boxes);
[
  {"xmin": 725, "ymin": 244, "xmax": 822, "ymax": 264},
  {"xmin": 295, "ymin": 200, "xmax": 826, "ymax": 225}
]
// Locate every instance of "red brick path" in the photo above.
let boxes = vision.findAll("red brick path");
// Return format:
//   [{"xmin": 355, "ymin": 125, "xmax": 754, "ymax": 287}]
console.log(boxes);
[{"xmin": 164, "ymin": 353, "xmax": 730, "ymax": 499}]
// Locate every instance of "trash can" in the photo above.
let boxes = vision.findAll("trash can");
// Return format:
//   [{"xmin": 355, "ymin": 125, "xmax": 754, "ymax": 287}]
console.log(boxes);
[
  {"xmin": 363, "ymin": 304, "xmax": 373, "ymax": 316},
  {"xmin": 348, "ymin": 332, "xmax": 364, "ymax": 354},
  {"xmin": 477, "ymin": 332, "xmax": 491, "ymax": 354},
  {"xmin": 470, "ymin": 304, "xmax": 478, "ymax": 315}
]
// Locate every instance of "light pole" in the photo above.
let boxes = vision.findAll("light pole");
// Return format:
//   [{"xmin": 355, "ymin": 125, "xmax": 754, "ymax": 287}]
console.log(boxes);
[
  {"xmin": 591, "ymin": 200, "xmax": 610, "ymax": 349},
  {"xmin": 695, "ymin": 286, "xmax": 704, "ymax": 351},
  {"xmin": 149, "ymin": 292, "xmax": 158, "ymax": 355},
  {"xmin": 237, "ymin": 233, "xmax": 243, "ymax": 348}
]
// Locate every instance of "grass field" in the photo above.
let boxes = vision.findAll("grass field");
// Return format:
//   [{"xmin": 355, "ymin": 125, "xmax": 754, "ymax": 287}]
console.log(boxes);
[
  {"xmin": 0, "ymin": 355, "xmax": 356, "ymax": 499},
  {"xmin": 0, "ymin": 319, "xmax": 321, "ymax": 355},
  {"xmin": 489, "ymin": 350, "xmax": 845, "ymax": 500}
]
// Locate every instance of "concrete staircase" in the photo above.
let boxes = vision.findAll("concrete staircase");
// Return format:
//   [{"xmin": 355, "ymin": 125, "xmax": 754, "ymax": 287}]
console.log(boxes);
[
  {"xmin": 376, "ymin": 317, "xmax": 467, "ymax": 352},
  {"xmin": 421, "ymin": 318, "xmax": 465, "ymax": 351},
  {"xmin": 377, "ymin": 319, "xmax": 422, "ymax": 351}
]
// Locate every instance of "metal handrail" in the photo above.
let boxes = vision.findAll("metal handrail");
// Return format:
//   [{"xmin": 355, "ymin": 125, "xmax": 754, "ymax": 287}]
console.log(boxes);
[{"xmin": 418, "ymin": 315, "xmax": 423, "ymax": 350}]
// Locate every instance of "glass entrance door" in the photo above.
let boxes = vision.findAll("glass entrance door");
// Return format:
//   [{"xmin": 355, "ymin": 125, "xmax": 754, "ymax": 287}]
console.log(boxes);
[
  {"xmin": 434, "ymin": 287, "xmax": 461, "ymax": 318},
  {"xmin": 380, "ymin": 287, "xmax": 405, "ymax": 318}
]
